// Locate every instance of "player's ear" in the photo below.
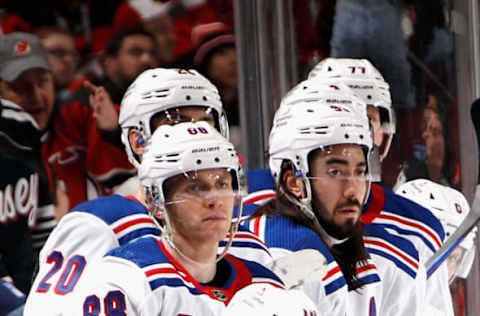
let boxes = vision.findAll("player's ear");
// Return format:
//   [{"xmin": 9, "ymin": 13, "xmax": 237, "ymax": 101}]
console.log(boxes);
[{"xmin": 283, "ymin": 169, "xmax": 304, "ymax": 198}]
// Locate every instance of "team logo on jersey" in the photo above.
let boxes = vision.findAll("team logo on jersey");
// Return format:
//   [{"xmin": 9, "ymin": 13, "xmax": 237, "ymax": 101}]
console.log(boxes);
[
  {"xmin": 47, "ymin": 145, "xmax": 83, "ymax": 165},
  {"xmin": 212, "ymin": 289, "xmax": 228, "ymax": 301}
]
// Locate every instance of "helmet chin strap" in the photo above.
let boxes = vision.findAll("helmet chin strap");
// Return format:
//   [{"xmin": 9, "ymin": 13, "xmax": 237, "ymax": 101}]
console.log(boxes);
[
  {"xmin": 216, "ymin": 198, "xmax": 243, "ymax": 263},
  {"xmin": 147, "ymin": 187, "xmax": 241, "ymax": 265}
]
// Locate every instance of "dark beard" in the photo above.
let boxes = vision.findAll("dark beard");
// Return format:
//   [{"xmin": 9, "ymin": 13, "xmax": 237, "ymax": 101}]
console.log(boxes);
[
  {"xmin": 311, "ymin": 191, "xmax": 369, "ymax": 291},
  {"xmin": 319, "ymin": 214, "xmax": 358, "ymax": 240},
  {"xmin": 311, "ymin": 191, "xmax": 361, "ymax": 240}
]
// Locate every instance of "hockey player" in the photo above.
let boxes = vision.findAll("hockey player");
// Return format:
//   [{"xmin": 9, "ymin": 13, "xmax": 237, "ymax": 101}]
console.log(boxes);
[
  {"xmin": 24, "ymin": 68, "xmax": 268, "ymax": 315},
  {"xmin": 396, "ymin": 179, "xmax": 477, "ymax": 315},
  {"xmin": 244, "ymin": 79, "xmax": 433, "ymax": 315},
  {"xmin": 308, "ymin": 58, "xmax": 450, "ymax": 315},
  {"xmin": 244, "ymin": 85, "xmax": 385, "ymax": 316},
  {"xmin": 66, "ymin": 122, "xmax": 283, "ymax": 315},
  {"xmin": 395, "ymin": 179, "xmax": 477, "ymax": 283}
]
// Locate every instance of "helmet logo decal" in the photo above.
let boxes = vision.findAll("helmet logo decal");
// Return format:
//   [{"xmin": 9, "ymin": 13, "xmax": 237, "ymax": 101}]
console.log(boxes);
[
  {"xmin": 455, "ymin": 203, "xmax": 462, "ymax": 214},
  {"xmin": 329, "ymin": 105, "xmax": 351, "ymax": 112},
  {"xmin": 177, "ymin": 68, "xmax": 196, "ymax": 75}
]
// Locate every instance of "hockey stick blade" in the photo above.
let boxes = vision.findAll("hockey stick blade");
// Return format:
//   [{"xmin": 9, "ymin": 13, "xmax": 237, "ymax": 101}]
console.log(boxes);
[{"xmin": 426, "ymin": 185, "xmax": 480, "ymax": 277}]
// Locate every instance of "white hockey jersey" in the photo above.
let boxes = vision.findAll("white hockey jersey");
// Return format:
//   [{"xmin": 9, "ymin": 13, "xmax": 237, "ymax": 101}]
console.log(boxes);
[
  {"xmin": 241, "ymin": 169, "xmax": 430, "ymax": 316},
  {"xmin": 24, "ymin": 194, "xmax": 273, "ymax": 315},
  {"xmin": 24, "ymin": 195, "xmax": 159, "ymax": 315},
  {"xmin": 363, "ymin": 183, "xmax": 452, "ymax": 316},
  {"xmin": 362, "ymin": 222, "xmax": 426, "ymax": 316},
  {"xmin": 66, "ymin": 236, "xmax": 284, "ymax": 316},
  {"xmin": 246, "ymin": 213, "xmax": 383, "ymax": 316}
]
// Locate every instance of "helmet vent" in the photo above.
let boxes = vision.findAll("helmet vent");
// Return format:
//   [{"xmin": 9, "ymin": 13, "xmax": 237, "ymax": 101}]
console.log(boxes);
[
  {"xmin": 141, "ymin": 89, "xmax": 170, "ymax": 99},
  {"xmin": 299, "ymin": 126, "xmax": 328, "ymax": 134},
  {"xmin": 154, "ymin": 154, "xmax": 180, "ymax": 163}
]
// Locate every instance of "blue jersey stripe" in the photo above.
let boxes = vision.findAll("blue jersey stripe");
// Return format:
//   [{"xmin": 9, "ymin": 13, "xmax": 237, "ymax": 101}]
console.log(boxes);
[
  {"xmin": 219, "ymin": 240, "xmax": 267, "ymax": 251},
  {"xmin": 117, "ymin": 227, "xmax": 160, "ymax": 246},
  {"xmin": 325, "ymin": 276, "xmax": 347, "ymax": 295},
  {"xmin": 149, "ymin": 277, "xmax": 203, "ymax": 294},
  {"xmin": 380, "ymin": 223, "xmax": 436, "ymax": 252},
  {"xmin": 367, "ymin": 248, "xmax": 416, "ymax": 278},
  {"xmin": 349, "ymin": 274, "xmax": 381, "ymax": 291}
]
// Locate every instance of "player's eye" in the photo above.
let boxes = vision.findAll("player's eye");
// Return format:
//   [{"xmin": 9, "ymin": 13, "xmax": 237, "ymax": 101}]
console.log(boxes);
[
  {"xmin": 185, "ymin": 183, "xmax": 203, "ymax": 193},
  {"xmin": 356, "ymin": 168, "xmax": 367, "ymax": 177},
  {"xmin": 216, "ymin": 180, "xmax": 231, "ymax": 190},
  {"xmin": 327, "ymin": 168, "xmax": 342, "ymax": 178}
]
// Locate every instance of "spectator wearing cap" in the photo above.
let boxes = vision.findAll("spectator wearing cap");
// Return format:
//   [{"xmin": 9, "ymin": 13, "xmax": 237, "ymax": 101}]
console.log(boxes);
[
  {"xmin": 0, "ymin": 32, "xmax": 55, "ymax": 130},
  {"xmin": 192, "ymin": 22, "xmax": 238, "ymax": 128},
  {"xmin": 0, "ymin": 32, "xmax": 138, "ymax": 213}
]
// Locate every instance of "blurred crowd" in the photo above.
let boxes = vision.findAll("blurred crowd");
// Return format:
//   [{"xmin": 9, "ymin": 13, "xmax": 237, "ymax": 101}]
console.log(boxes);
[{"xmin": 0, "ymin": 0, "xmax": 468, "ymax": 315}]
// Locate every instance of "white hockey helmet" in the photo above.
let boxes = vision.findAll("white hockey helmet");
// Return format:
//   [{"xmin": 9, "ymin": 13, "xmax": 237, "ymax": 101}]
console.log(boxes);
[
  {"xmin": 139, "ymin": 121, "xmax": 246, "ymax": 209},
  {"xmin": 269, "ymin": 85, "xmax": 374, "ymax": 226},
  {"xmin": 308, "ymin": 58, "xmax": 395, "ymax": 160},
  {"xmin": 119, "ymin": 68, "xmax": 229, "ymax": 168},
  {"xmin": 279, "ymin": 78, "xmax": 368, "ymax": 119},
  {"xmin": 269, "ymin": 84, "xmax": 374, "ymax": 185},
  {"xmin": 226, "ymin": 284, "xmax": 321, "ymax": 316},
  {"xmin": 139, "ymin": 121, "xmax": 247, "ymax": 258},
  {"xmin": 395, "ymin": 179, "xmax": 477, "ymax": 282}
]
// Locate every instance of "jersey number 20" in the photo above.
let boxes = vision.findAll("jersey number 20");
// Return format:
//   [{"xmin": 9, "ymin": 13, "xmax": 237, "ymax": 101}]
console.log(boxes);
[{"xmin": 36, "ymin": 251, "xmax": 86, "ymax": 295}]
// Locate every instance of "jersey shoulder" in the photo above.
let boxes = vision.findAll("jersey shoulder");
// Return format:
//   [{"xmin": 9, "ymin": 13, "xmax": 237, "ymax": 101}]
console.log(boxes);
[
  {"xmin": 365, "ymin": 183, "xmax": 445, "ymax": 252},
  {"xmin": 250, "ymin": 214, "xmax": 334, "ymax": 260},
  {"xmin": 363, "ymin": 223, "xmax": 420, "ymax": 278},
  {"xmin": 226, "ymin": 254, "xmax": 283, "ymax": 287},
  {"xmin": 70, "ymin": 195, "xmax": 160, "ymax": 245}
]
